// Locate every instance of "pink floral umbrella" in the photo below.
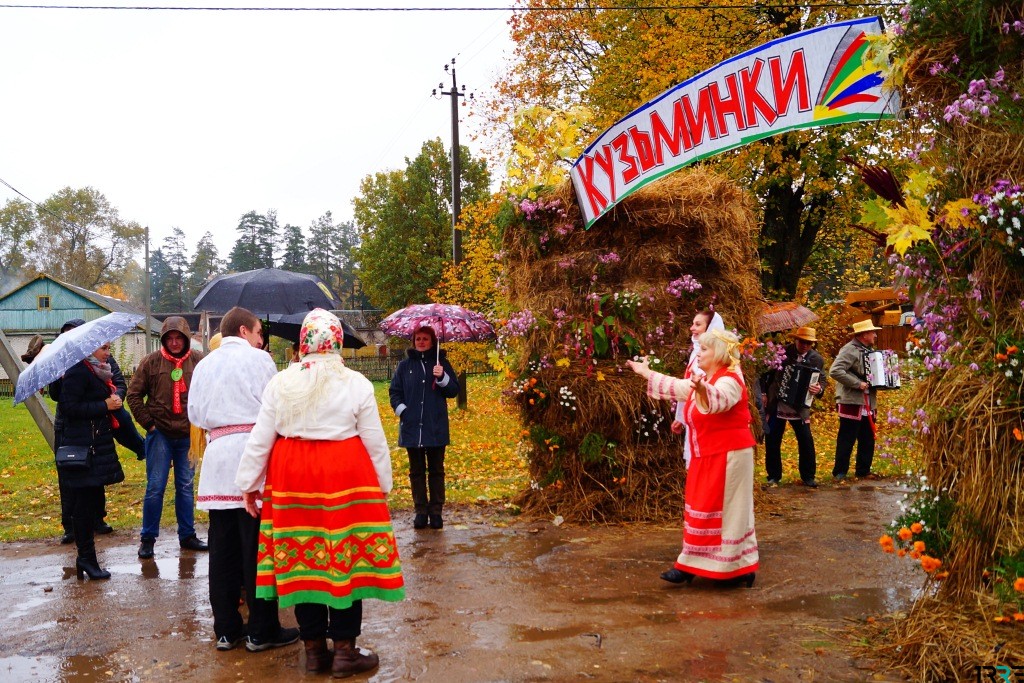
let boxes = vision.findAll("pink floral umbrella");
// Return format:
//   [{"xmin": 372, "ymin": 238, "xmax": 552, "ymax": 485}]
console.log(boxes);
[{"xmin": 379, "ymin": 303, "xmax": 495, "ymax": 363}]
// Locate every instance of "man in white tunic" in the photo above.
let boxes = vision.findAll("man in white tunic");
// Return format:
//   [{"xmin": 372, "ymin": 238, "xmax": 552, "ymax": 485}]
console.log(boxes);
[{"xmin": 189, "ymin": 307, "xmax": 299, "ymax": 653}]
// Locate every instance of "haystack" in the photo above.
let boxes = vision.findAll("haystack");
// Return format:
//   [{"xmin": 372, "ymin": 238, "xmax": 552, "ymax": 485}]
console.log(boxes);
[{"xmin": 501, "ymin": 168, "xmax": 763, "ymax": 522}]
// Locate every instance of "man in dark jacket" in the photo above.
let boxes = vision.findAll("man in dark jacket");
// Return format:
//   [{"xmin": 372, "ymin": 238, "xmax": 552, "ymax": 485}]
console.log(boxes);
[
  {"xmin": 127, "ymin": 316, "xmax": 207, "ymax": 558},
  {"xmin": 762, "ymin": 327, "xmax": 827, "ymax": 487},
  {"xmin": 389, "ymin": 326, "xmax": 459, "ymax": 530}
]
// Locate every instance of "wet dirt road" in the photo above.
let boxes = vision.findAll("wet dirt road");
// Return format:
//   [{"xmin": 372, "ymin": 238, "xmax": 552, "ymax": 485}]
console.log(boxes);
[{"xmin": 0, "ymin": 482, "xmax": 916, "ymax": 682}]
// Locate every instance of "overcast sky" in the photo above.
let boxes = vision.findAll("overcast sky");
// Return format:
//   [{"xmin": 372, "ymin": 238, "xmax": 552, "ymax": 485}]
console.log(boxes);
[{"xmin": 0, "ymin": 1, "xmax": 515, "ymax": 259}]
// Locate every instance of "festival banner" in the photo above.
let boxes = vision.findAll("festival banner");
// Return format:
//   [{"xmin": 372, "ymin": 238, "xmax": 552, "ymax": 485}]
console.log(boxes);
[{"xmin": 570, "ymin": 16, "xmax": 900, "ymax": 228}]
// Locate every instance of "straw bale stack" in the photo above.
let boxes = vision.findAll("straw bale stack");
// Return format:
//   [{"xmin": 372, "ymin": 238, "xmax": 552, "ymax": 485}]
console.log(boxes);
[
  {"xmin": 904, "ymin": 39, "xmax": 1024, "ymax": 192},
  {"xmin": 501, "ymin": 169, "xmax": 763, "ymax": 521}
]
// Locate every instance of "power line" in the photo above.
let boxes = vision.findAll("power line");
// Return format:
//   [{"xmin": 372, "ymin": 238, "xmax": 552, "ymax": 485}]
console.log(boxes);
[{"xmin": 0, "ymin": 3, "xmax": 904, "ymax": 12}]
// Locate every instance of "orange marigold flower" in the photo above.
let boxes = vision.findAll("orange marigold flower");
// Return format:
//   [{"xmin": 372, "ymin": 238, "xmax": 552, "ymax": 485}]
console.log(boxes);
[
  {"xmin": 920, "ymin": 556, "xmax": 942, "ymax": 573},
  {"xmin": 1008, "ymin": 345, "xmax": 1019, "ymax": 355},
  {"xmin": 994, "ymin": 616, "xmax": 1012, "ymax": 623},
  {"xmin": 529, "ymin": 378, "xmax": 538, "ymax": 386},
  {"xmin": 996, "ymin": 353, "xmax": 1009, "ymax": 363},
  {"xmin": 910, "ymin": 522, "xmax": 923, "ymax": 534},
  {"xmin": 910, "ymin": 550, "xmax": 922, "ymax": 560},
  {"xmin": 879, "ymin": 534, "xmax": 894, "ymax": 548},
  {"xmin": 934, "ymin": 571, "xmax": 949, "ymax": 580},
  {"xmin": 1015, "ymin": 613, "xmax": 1024, "ymax": 622},
  {"xmin": 1014, "ymin": 427, "xmax": 1024, "ymax": 442},
  {"xmin": 913, "ymin": 540, "xmax": 926, "ymax": 553},
  {"xmin": 897, "ymin": 549, "xmax": 907, "ymax": 558},
  {"xmin": 898, "ymin": 527, "xmax": 913, "ymax": 541},
  {"xmin": 1014, "ymin": 577, "xmax": 1024, "ymax": 592}
]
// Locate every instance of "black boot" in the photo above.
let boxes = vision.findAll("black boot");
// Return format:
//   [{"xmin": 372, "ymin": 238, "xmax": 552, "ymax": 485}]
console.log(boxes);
[{"xmin": 73, "ymin": 517, "xmax": 110, "ymax": 580}]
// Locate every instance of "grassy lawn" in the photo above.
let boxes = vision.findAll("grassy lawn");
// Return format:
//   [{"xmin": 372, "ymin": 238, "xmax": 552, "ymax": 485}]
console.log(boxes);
[
  {"xmin": 0, "ymin": 375, "xmax": 528, "ymax": 542},
  {"xmin": 0, "ymin": 375, "xmax": 918, "ymax": 542}
]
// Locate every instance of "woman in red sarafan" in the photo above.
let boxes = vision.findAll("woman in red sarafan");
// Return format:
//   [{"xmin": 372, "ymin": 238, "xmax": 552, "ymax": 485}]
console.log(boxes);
[
  {"xmin": 628, "ymin": 328, "xmax": 759, "ymax": 587},
  {"xmin": 236, "ymin": 308, "xmax": 404, "ymax": 677}
]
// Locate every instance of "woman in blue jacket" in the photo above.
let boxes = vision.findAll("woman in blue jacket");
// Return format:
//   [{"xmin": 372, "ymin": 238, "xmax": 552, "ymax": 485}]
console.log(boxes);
[{"xmin": 389, "ymin": 326, "xmax": 459, "ymax": 529}]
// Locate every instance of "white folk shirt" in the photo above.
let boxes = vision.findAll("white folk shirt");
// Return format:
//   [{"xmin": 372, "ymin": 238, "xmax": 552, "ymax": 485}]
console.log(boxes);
[
  {"xmin": 188, "ymin": 336, "xmax": 279, "ymax": 510},
  {"xmin": 235, "ymin": 367, "xmax": 393, "ymax": 495}
]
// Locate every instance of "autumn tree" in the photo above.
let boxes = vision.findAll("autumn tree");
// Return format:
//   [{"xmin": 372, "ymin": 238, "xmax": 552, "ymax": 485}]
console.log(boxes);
[
  {"xmin": 487, "ymin": 0, "xmax": 909, "ymax": 298},
  {"xmin": 353, "ymin": 138, "xmax": 490, "ymax": 311},
  {"xmin": 34, "ymin": 186, "xmax": 145, "ymax": 290},
  {"xmin": 0, "ymin": 198, "xmax": 39, "ymax": 290}
]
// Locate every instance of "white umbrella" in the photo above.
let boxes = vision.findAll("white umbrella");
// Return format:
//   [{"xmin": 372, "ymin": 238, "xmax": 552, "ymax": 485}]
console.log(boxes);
[{"xmin": 14, "ymin": 311, "xmax": 143, "ymax": 405}]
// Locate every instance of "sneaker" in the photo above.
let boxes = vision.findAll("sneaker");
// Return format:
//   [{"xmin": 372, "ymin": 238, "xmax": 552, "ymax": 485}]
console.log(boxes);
[
  {"xmin": 138, "ymin": 537, "xmax": 155, "ymax": 559},
  {"xmin": 245, "ymin": 627, "xmax": 300, "ymax": 652},
  {"xmin": 801, "ymin": 479, "xmax": 819, "ymax": 488},
  {"xmin": 216, "ymin": 635, "xmax": 245, "ymax": 651},
  {"xmin": 765, "ymin": 478, "xmax": 781, "ymax": 486}
]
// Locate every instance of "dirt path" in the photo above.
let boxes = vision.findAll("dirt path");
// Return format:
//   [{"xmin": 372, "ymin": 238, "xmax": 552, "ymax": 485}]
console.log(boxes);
[{"xmin": 0, "ymin": 482, "xmax": 916, "ymax": 682}]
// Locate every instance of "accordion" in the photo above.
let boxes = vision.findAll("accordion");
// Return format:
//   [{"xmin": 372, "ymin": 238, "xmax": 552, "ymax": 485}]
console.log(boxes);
[
  {"xmin": 863, "ymin": 350, "xmax": 901, "ymax": 389},
  {"xmin": 776, "ymin": 363, "xmax": 820, "ymax": 409}
]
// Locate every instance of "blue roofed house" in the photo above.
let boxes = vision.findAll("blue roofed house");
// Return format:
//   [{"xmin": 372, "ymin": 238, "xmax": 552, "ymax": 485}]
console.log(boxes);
[{"xmin": 0, "ymin": 273, "xmax": 161, "ymax": 380}]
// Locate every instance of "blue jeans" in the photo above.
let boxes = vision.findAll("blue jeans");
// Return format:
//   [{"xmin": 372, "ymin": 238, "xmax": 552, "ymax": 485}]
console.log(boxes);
[{"xmin": 141, "ymin": 430, "xmax": 195, "ymax": 541}]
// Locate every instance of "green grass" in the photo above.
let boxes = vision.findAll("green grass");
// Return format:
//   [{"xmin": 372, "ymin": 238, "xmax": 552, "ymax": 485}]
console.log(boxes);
[
  {"xmin": 0, "ymin": 377, "xmax": 920, "ymax": 542},
  {"xmin": 0, "ymin": 375, "xmax": 528, "ymax": 542}
]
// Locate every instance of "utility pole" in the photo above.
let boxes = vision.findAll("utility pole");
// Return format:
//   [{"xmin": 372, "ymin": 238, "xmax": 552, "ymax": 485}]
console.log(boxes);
[
  {"xmin": 433, "ymin": 58, "xmax": 473, "ymax": 408},
  {"xmin": 144, "ymin": 225, "xmax": 153, "ymax": 353}
]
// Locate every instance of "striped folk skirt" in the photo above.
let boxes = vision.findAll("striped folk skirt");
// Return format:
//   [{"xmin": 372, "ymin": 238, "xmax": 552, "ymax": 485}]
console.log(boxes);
[
  {"xmin": 255, "ymin": 436, "xmax": 405, "ymax": 609},
  {"xmin": 674, "ymin": 446, "xmax": 759, "ymax": 580}
]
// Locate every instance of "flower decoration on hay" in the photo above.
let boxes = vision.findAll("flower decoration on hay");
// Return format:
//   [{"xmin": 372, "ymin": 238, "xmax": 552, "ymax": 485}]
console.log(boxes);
[{"xmin": 878, "ymin": 471, "xmax": 954, "ymax": 579}]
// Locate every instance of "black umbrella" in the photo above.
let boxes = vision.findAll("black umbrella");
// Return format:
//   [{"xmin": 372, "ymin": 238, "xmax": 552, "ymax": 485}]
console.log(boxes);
[
  {"xmin": 267, "ymin": 312, "xmax": 366, "ymax": 349},
  {"xmin": 193, "ymin": 268, "xmax": 341, "ymax": 316}
]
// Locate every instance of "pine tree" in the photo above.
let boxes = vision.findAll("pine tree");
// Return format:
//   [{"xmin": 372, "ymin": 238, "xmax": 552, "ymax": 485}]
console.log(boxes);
[
  {"xmin": 186, "ymin": 231, "xmax": 222, "ymax": 303},
  {"xmin": 279, "ymin": 223, "xmax": 308, "ymax": 273}
]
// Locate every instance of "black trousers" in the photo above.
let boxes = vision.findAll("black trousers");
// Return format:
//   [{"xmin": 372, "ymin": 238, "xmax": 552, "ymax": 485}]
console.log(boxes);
[
  {"xmin": 68, "ymin": 485, "xmax": 103, "ymax": 558},
  {"xmin": 295, "ymin": 600, "xmax": 362, "ymax": 641},
  {"xmin": 208, "ymin": 508, "xmax": 281, "ymax": 641},
  {"xmin": 764, "ymin": 415, "xmax": 817, "ymax": 482},
  {"xmin": 407, "ymin": 447, "xmax": 446, "ymax": 515},
  {"xmin": 833, "ymin": 414, "xmax": 876, "ymax": 478}
]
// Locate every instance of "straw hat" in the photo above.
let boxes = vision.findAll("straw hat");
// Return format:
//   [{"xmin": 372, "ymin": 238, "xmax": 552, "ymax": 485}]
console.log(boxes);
[
  {"xmin": 851, "ymin": 319, "xmax": 883, "ymax": 334},
  {"xmin": 792, "ymin": 326, "xmax": 818, "ymax": 342}
]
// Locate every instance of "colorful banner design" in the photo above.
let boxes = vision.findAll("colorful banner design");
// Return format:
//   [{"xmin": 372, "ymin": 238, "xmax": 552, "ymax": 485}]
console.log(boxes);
[{"xmin": 570, "ymin": 16, "xmax": 899, "ymax": 228}]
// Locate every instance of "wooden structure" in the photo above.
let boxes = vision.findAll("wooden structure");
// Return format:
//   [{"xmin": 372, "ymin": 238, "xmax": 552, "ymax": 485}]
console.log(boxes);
[{"xmin": 0, "ymin": 273, "xmax": 160, "ymax": 379}]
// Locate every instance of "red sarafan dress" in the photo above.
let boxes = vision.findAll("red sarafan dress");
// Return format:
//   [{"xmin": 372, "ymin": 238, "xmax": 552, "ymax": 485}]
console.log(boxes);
[{"xmin": 647, "ymin": 365, "xmax": 759, "ymax": 580}]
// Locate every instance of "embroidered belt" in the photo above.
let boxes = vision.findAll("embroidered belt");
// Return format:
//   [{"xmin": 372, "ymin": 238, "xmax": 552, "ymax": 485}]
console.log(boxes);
[{"xmin": 208, "ymin": 423, "xmax": 255, "ymax": 442}]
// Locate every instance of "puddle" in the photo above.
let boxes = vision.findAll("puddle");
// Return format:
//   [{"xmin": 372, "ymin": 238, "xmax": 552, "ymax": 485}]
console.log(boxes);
[
  {"xmin": 105, "ymin": 556, "xmax": 204, "ymax": 581},
  {"xmin": 764, "ymin": 587, "xmax": 912, "ymax": 619},
  {"xmin": 0, "ymin": 653, "xmax": 134, "ymax": 683},
  {"xmin": 8, "ymin": 593, "xmax": 53, "ymax": 621},
  {"xmin": 510, "ymin": 624, "xmax": 594, "ymax": 642}
]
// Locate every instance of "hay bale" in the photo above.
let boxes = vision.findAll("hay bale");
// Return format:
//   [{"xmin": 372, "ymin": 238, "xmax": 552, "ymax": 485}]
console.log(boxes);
[{"xmin": 501, "ymin": 168, "xmax": 764, "ymax": 521}]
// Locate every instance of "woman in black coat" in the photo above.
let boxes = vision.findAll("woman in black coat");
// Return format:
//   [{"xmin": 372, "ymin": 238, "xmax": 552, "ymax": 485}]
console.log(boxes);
[
  {"xmin": 389, "ymin": 326, "xmax": 459, "ymax": 530},
  {"xmin": 59, "ymin": 342, "xmax": 126, "ymax": 579}
]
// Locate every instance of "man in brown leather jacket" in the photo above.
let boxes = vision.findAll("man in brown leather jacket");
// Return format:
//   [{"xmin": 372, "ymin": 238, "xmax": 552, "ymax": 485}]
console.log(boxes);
[{"xmin": 127, "ymin": 316, "xmax": 207, "ymax": 559}]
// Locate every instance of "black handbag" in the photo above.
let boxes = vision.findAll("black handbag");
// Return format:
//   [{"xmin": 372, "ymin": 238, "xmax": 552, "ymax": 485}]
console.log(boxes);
[{"xmin": 55, "ymin": 445, "xmax": 92, "ymax": 470}]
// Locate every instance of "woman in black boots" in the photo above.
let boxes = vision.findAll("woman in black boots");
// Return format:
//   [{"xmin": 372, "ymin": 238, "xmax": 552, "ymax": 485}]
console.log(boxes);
[{"xmin": 59, "ymin": 342, "xmax": 126, "ymax": 580}]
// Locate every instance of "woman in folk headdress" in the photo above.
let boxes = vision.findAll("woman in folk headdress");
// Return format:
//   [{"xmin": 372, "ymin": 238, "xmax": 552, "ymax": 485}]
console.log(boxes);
[
  {"xmin": 672, "ymin": 310, "xmax": 726, "ymax": 469},
  {"xmin": 236, "ymin": 309, "xmax": 404, "ymax": 677},
  {"xmin": 628, "ymin": 328, "xmax": 759, "ymax": 587}
]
